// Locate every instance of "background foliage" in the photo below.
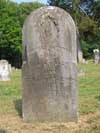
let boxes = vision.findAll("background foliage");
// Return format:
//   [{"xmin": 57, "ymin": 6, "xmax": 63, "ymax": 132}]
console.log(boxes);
[
  {"xmin": 48, "ymin": 0, "xmax": 100, "ymax": 58},
  {"xmin": 0, "ymin": 0, "xmax": 100, "ymax": 67},
  {"xmin": 0, "ymin": 0, "xmax": 43, "ymax": 67}
]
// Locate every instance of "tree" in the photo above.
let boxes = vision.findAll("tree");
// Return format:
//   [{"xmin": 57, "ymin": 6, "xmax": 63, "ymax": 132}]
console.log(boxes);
[
  {"xmin": 48, "ymin": 0, "xmax": 100, "ymax": 58},
  {"xmin": 18, "ymin": 2, "xmax": 44, "ymax": 27},
  {"xmin": 0, "ymin": 0, "xmax": 22, "ymax": 67},
  {"xmin": 0, "ymin": 0, "xmax": 44, "ymax": 67}
]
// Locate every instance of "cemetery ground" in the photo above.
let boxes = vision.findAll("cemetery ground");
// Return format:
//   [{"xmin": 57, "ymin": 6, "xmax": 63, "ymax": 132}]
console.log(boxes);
[{"xmin": 0, "ymin": 61, "xmax": 100, "ymax": 133}]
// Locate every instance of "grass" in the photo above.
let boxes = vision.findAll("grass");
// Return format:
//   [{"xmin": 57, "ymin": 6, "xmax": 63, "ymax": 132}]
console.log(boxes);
[
  {"xmin": 0, "ymin": 70, "xmax": 22, "ymax": 115},
  {"xmin": 0, "ymin": 61, "xmax": 100, "ymax": 133},
  {"xmin": 78, "ymin": 61, "xmax": 100, "ymax": 115}
]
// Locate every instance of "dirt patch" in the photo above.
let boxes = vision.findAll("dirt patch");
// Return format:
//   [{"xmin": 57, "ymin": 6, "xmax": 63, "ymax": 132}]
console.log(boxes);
[{"xmin": 0, "ymin": 112, "xmax": 100, "ymax": 133}]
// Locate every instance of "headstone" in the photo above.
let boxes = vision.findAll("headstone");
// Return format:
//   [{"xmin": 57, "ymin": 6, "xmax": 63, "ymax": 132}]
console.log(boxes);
[
  {"xmin": 76, "ymin": 27, "xmax": 83, "ymax": 63},
  {"xmin": 78, "ymin": 69, "xmax": 85, "ymax": 77},
  {"xmin": 0, "ymin": 60, "xmax": 11, "ymax": 81},
  {"xmin": 93, "ymin": 49, "xmax": 100, "ymax": 64},
  {"xmin": 82, "ymin": 58, "xmax": 88, "ymax": 64},
  {"xmin": 9, "ymin": 64, "xmax": 12, "ymax": 73},
  {"xmin": 12, "ymin": 67, "xmax": 15, "ymax": 71},
  {"xmin": 22, "ymin": 6, "xmax": 78, "ymax": 122},
  {"xmin": 78, "ymin": 46, "xmax": 84, "ymax": 64}
]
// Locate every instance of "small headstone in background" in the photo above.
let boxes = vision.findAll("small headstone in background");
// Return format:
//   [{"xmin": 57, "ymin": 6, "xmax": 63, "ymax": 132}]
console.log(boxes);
[
  {"xmin": 77, "ymin": 44, "xmax": 83, "ymax": 63},
  {"xmin": 12, "ymin": 67, "xmax": 15, "ymax": 71},
  {"xmin": 78, "ymin": 69, "xmax": 85, "ymax": 77},
  {"xmin": 9, "ymin": 64, "xmax": 12, "ymax": 73},
  {"xmin": 0, "ymin": 60, "xmax": 11, "ymax": 81},
  {"xmin": 93, "ymin": 49, "xmax": 100, "ymax": 64},
  {"xmin": 82, "ymin": 58, "xmax": 88, "ymax": 64},
  {"xmin": 77, "ymin": 27, "xmax": 83, "ymax": 63}
]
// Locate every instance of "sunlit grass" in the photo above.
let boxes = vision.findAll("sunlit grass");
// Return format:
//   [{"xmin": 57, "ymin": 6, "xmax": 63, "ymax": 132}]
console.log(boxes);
[
  {"xmin": 0, "ymin": 61, "xmax": 100, "ymax": 132},
  {"xmin": 78, "ymin": 61, "xmax": 100, "ymax": 115}
]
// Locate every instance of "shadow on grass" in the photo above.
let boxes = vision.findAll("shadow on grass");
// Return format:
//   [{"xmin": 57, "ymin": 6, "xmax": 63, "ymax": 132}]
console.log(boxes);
[
  {"xmin": 14, "ymin": 99, "xmax": 22, "ymax": 117},
  {"xmin": 95, "ymin": 95, "xmax": 100, "ymax": 101},
  {"xmin": 0, "ymin": 129, "xmax": 6, "ymax": 133}
]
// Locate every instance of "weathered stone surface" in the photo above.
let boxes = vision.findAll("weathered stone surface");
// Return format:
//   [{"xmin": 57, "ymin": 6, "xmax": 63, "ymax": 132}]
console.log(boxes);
[
  {"xmin": 9, "ymin": 64, "xmax": 12, "ymax": 73},
  {"xmin": 76, "ymin": 28, "xmax": 83, "ymax": 63},
  {"xmin": 77, "ymin": 44, "xmax": 83, "ymax": 63},
  {"xmin": 22, "ymin": 6, "xmax": 78, "ymax": 122},
  {"xmin": 93, "ymin": 49, "xmax": 100, "ymax": 64},
  {"xmin": 0, "ymin": 60, "xmax": 11, "ymax": 81}
]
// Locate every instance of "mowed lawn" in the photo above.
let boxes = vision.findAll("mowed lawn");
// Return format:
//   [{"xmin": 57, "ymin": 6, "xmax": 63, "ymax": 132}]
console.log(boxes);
[{"xmin": 0, "ymin": 61, "xmax": 100, "ymax": 133}]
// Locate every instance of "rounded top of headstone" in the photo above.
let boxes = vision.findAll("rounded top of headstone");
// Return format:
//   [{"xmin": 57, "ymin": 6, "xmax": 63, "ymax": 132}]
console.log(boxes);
[
  {"xmin": 0, "ymin": 60, "xmax": 8, "ymax": 64},
  {"xmin": 23, "ymin": 6, "xmax": 76, "ymax": 29},
  {"xmin": 93, "ymin": 49, "xmax": 99, "ymax": 53},
  {"xmin": 22, "ymin": 6, "xmax": 77, "ymax": 64}
]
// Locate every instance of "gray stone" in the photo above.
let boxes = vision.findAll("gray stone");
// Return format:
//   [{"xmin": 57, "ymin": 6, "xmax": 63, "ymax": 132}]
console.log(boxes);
[
  {"xmin": 22, "ymin": 6, "xmax": 78, "ymax": 122},
  {"xmin": 9, "ymin": 64, "xmax": 12, "ymax": 73},
  {"xmin": 0, "ymin": 60, "xmax": 11, "ymax": 81},
  {"xmin": 82, "ymin": 58, "xmax": 88, "ymax": 64},
  {"xmin": 12, "ymin": 67, "xmax": 15, "ymax": 71},
  {"xmin": 76, "ymin": 28, "xmax": 83, "ymax": 63},
  {"xmin": 78, "ymin": 69, "xmax": 85, "ymax": 77},
  {"xmin": 93, "ymin": 49, "xmax": 100, "ymax": 64},
  {"xmin": 77, "ymin": 49, "xmax": 83, "ymax": 63}
]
